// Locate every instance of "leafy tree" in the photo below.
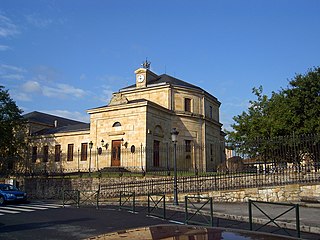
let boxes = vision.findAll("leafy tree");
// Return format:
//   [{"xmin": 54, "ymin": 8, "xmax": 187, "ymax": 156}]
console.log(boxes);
[
  {"xmin": 227, "ymin": 67, "xmax": 320, "ymax": 163},
  {"xmin": 229, "ymin": 67, "xmax": 320, "ymax": 141},
  {"xmin": 228, "ymin": 86, "xmax": 271, "ymax": 143},
  {"xmin": 0, "ymin": 86, "xmax": 26, "ymax": 172},
  {"xmin": 283, "ymin": 67, "xmax": 320, "ymax": 135}
]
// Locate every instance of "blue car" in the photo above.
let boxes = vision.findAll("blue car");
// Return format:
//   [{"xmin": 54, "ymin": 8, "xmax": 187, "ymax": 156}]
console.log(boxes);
[{"xmin": 0, "ymin": 184, "xmax": 27, "ymax": 205}]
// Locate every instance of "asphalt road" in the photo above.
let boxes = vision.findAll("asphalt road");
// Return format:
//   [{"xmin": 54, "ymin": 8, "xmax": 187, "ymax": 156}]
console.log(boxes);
[
  {"xmin": 1, "ymin": 201, "xmax": 320, "ymax": 240},
  {"xmin": 0, "ymin": 202, "xmax": 171, "ymax": 240}
]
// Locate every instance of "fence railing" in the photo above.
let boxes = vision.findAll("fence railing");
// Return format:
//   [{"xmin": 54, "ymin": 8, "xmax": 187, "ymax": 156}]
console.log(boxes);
[
  {"xmin": 147, "ymin": 193, "xmax": 166, "ymax": 219},
  {"xmin": 248, "ymin": 200, "xmax": 301, "ymax": 238},
  {"xmin": 185, "ymin": 196, "xmax": 214, "ymax": 227},
  {"xmin": 98, "ymin": 163, "xmax": 320, "ymax": 198},
  {"xmin": 62, "ymin": 189, "xmax": 99, "ymax": 208},
  {"xmin": 119, "ymin": 191, "xmax": 136, "ymax": 212},
  {"xmin": 2, "ymin": 133, "xmax": 320, "ymax": 180}
]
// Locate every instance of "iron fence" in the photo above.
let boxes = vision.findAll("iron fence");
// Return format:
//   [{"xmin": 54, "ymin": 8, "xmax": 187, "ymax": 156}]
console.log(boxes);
[
  {"xmin": 248, "ymin": 200, "xmax": 301, "ymax": 238},
  {"xmin": 98, "ymin": 162, "xmax": 320, "ymax": 198},
  {"xmin": 1, "ymin": 133, "xmax": 320, "ymax": 180}
]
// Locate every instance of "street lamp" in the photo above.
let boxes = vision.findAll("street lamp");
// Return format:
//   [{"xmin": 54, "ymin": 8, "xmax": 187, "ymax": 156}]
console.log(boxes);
[
  {"xmin": 101, "ymin": 139, "xmax": 108, "ymax": 150},
  {"xmin": 89, "ymin": 141, "xmax": 93, "ymax": 176},
  {"xmin": 171, "ymin": 128, "xmax": 179, "ymax": 205}
]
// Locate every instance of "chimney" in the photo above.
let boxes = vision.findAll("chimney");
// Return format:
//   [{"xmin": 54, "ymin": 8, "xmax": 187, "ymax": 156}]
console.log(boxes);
[{"xmin": 54, "ymin": 120, "xmax": 58, "ymax": 128}]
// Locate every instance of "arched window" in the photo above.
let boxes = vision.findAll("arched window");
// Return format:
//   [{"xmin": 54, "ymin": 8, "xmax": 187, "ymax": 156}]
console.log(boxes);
[
  {"xmin": 112, "ymin": 122, "xmax": 121, "ymax": 127},
  {"xmin": 154, "ymin": 125, "xmax": 164, "ymax": 137}
]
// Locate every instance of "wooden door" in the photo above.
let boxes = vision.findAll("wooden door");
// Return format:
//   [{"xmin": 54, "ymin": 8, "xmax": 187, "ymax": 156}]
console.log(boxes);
[
  {"xmin": 153, "ymin": 140, "xmax": 160, "ymax": 167},
  {"xmin": 111, "ymin": 140, "xmax": 121, "ymax": 166}
]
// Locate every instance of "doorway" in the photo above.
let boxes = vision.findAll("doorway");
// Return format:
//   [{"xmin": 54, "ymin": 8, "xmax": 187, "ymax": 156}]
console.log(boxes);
[{"xmin": 111, "ymin": 140, "xmax": 121, "ymax": 166}]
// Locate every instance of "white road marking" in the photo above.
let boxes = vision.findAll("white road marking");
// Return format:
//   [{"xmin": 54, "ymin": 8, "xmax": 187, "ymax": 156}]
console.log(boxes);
[
  {"xmin": 0, "ymin": 202, "xmax": 69, "ymax": 216},
  {"xmin": 11, "ymin": 205, "xmax": 49, "ymax": 210},
  {"xmin": 0, "ymin": 209, "xmax": 20, "ymax": 214},
  {"xmin": 0, "ymin": 206, "xmax": 34, "ymax": 212}
]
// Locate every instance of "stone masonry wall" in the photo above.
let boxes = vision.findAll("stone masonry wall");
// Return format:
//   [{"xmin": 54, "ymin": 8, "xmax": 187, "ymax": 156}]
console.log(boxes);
[
  {"xmin": 18, "ymin": 177, "xmax": 320, "ymax": 203},
  {"xmin": 191, "ymin": 184, "xmax": 320, "ymax": 203}
]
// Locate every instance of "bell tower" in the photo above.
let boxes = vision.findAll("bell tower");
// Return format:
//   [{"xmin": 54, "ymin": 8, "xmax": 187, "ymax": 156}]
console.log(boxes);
[{"xmin": 135, "ymin": 59, "xmax": 158, "ymax": 88}]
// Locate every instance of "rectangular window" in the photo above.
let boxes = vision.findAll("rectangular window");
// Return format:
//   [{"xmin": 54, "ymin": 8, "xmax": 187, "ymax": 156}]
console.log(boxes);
[
  {"xmin": 43, "ymin": 146, "xmax": 49, "ymax": 162},
  {"xmin": 55, "ymin": 145, "xmax": 61, "ymax": 162},
  {"xmin": 209, "ymin": 106, "xmax": 213, "ymax": 119},
  {"xmin": 184, "ymin": 98, "xmax": 191, "ymax": 112},
  {"xmin": 67, "ymin": 144, "xmax": 74, "ymax": 161},
  {"xmin": 81, "ymin": 143, "xmax": 88, "ymax": 161},
  {"xmin": 185, "ymin": 140, "xmax": 192, "ymax": 152},
  {"xmin": 32, "ymin": 146, "xmax": 37, "ymax": 162},
  {"xmin": 210, "ymin": 144, "xmax": 214, "ymax": 161}
]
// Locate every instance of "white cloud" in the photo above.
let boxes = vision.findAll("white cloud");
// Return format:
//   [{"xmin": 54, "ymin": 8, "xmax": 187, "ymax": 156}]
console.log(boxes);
[
  {"xmin": 0, "ymin": 14, "xmax": 19, "ymax": 38},
  {"xmin": 12, "ymin": 92, "xmax": 32, "ymax": 102},
  {"xmin": 44, "ymin": 110, "xmax": 89, "ymax": 123},
  {"xmin": 100, "ymin": 85, "xmax": 114, "ymax": 104},
  {"xmin": 0, "ymin": 64, "xmax": 25, "ymax": 73},
  {"xmin": 1, "ymin": 74, "xmax": 24, "ymax": 80},
  {"xmin": 0, "ymin": 45, "xmax": 10, "ymax": 51},
  {"xmin": 22, "ymin": 81, "xmax": 42, "ymax": 93},
  {"xmin": 42, "ymin": 83, "xmax": 86, "ymax": 98},
  {"xmin": 0, "ymin": 64, "xmax": 26, "ymax": 81}
]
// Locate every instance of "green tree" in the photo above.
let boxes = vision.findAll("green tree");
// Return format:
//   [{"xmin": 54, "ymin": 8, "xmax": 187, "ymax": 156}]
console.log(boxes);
[
  {"xmin": 0, "ymin": 85, "xmax": 26, "ymax": 172},
  {"xmin": 228, "ymin": 67, "xmax": 320, "ymax": 162},
  {"xmin": 283, "ymin": 67, "xmax": 320, "ymax": 135},
  {"xmin": 229, "ymin": 67, "xmax": 320, "ymax": 141},
  {"xmin": 228, "ymin": 86, "xmax": 271, "ymax": 142}
]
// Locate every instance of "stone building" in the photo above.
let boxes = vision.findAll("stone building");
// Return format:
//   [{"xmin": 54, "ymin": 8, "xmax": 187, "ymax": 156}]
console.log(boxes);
[{"xmin": 24, "ymin": 63, "xmax": 225, "ymax": 173}]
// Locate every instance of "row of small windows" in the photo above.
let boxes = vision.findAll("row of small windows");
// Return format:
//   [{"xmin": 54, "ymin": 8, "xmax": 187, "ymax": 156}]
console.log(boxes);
[{"xmin": 31, "ymin": 143, "xmax": 89, "ymax": 163}]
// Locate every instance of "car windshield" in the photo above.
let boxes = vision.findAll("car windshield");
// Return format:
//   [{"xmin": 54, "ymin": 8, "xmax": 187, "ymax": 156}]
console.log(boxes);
[{"xmin": 0, "ymin": 184, "xmax": 19, "ymax": 191}]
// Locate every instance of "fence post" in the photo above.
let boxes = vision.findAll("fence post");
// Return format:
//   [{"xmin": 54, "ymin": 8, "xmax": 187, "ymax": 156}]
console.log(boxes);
[
  {"xmin": 77, "ymin": 190, "xmax": 80, "ymax": 208},
  {"xmin": 147, "ymin": 193, "xmax": 150, "ymax": 215},
  {"xmin": 296, "ymin": 204, "xmax": 300, "ymax": 238},
  {"xmin": 96, "ymin": 189, "xmax": 99, "ymax": 209},
  {"xmin": 209, "ymin": 197, "xmax": 213, "ymax": 227},
  {"xmin": 62, "ymin": 190, "xmax": 65, "ymax": 207},
  {"xmin": 163, "ymin": 194, "xmax": 166, "ymax": 219},
  {"xmin": 184, "ymin": 196, "xmax": 188, "ymax": 224},
  {"xmin": 248, "ymin": 199, "xmax": 253, "ymax": 230},
  {"xmin": 133, "ymin": 191, "xmax": 136, "ymax": 213}
]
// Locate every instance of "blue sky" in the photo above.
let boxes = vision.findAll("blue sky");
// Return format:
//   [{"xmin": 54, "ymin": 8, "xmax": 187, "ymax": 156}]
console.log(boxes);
[{"xmin": 1, "ymin": 0, "xmax": 319, "ymax": 131}]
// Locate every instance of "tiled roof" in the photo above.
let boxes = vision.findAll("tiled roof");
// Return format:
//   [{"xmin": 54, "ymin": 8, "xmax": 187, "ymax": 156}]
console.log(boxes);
[
  {"xmin": 23, "ymin": 111, "xmax": 86, "ymax": 127},
  {"xmin": 121, "ymin": 74, "xmax": 218, "ymax": 101},
  {"xmin": 33, "ymin": 123, "xmax": 90, "ymax": 135},
  {"xmin": 23, "ymin": 111, "xmax": 89, "ymax": 135}
]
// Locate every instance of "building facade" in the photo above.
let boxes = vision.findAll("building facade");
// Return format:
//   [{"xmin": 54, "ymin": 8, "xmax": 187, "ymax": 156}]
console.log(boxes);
[{"xmin": 25, "ymin": 64, "xmax": 225, "ymax": 174}]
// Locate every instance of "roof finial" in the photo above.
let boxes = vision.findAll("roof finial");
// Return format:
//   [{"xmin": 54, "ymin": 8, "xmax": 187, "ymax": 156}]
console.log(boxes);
[{"xmin": 142, "ymin": 58, "xmax": 151, "ymax": 69}]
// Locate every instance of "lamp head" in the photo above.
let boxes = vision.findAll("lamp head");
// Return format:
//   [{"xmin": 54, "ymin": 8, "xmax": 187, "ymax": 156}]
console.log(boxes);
[
  {"xmin": 171, "ymin": 128, "xmax": 179, "ymax": 142},
  {"xmin": 89, "ymin": 141, "xmax": 93, "ymax": 149}
]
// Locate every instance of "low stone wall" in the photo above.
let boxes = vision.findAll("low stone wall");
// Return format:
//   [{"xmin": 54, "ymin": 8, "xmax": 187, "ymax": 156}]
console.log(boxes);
[
  {"xmin": 190, "ymin": 184, "xmax": 320, "ymax": 203},
  {"xmin": 20, "ymin": 177, "xmax": 145, "ymax": 199},
  {"xmin": 18, "ymin": 176, "xmax": 320, "ymax": 203}
]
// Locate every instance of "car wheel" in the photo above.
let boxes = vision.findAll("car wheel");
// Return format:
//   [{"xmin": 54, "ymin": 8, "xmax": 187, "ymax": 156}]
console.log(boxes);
[{"xmin": 0, "ymin": 196, "xmax": 4, "ymax": 205}]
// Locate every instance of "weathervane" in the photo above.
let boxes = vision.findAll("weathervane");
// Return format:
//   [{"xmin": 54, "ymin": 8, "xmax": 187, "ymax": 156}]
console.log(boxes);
[{"xmin": 141, "ymin": 58, "xmax": 151, "ymax": 69}]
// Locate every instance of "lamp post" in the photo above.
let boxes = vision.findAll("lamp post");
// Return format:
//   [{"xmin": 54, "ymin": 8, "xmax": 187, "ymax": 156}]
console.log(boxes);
[
  {"xmin": 171, "ymin": 128, "xmax": 179, "ymax": 205},
  {"xmin": 89, "ymin": 141, "xmax": 93, "ymax": 176}
]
